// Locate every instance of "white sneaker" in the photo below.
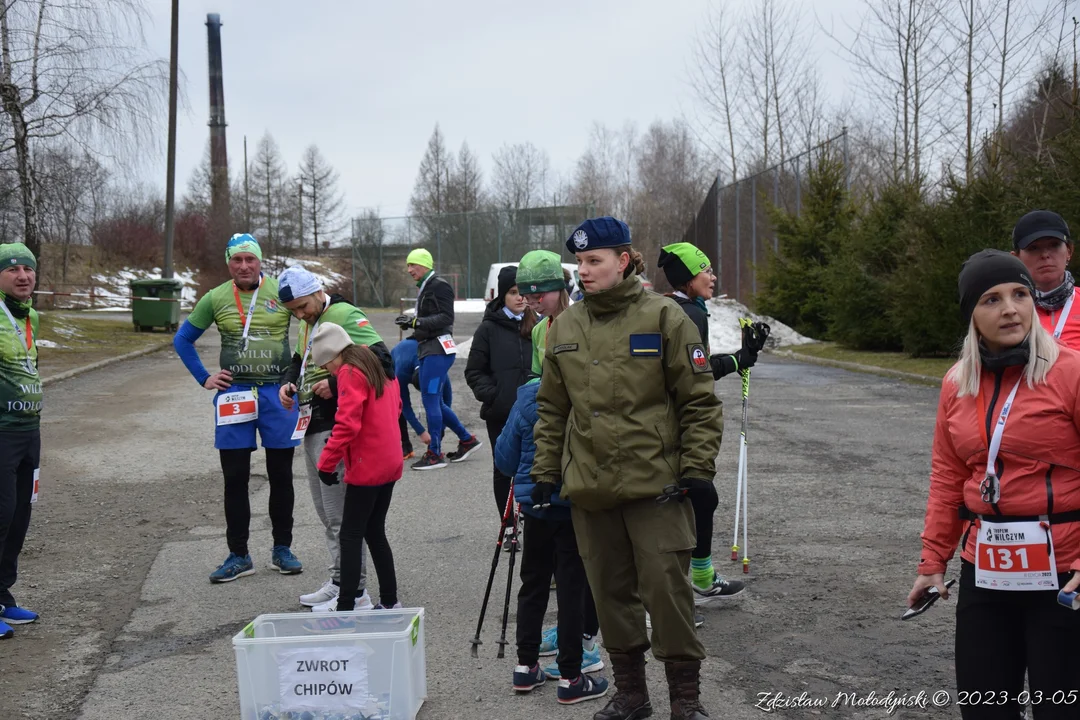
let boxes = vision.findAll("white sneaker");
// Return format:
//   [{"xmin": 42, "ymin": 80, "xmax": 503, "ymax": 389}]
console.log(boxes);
[
  {"xmin": 312, "ymin": 590, "xmax": 372, "ymax": 613},
  {"xmin": 299, "ymin": 579, "xmax": 339, "ymax": 608}
]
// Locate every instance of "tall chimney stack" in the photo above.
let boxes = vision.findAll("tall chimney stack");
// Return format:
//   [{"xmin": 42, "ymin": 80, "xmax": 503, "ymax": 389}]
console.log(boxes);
[{"xmin": 206, "ymin": 13, "xmax": 232, "ymax": 247}]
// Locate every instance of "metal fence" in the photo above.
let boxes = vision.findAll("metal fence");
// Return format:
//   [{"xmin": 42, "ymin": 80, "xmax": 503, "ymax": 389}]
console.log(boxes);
[
  {"xmin": 349, "ymin": 205, "xmax": 593, "ymax": 307},
  {"xmin": 683, "ymin": 128, "xmax": 850, "ymax": 307}
]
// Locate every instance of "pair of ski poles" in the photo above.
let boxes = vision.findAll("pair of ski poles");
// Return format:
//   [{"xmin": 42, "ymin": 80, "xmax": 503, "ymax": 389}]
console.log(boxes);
[
  {"xmin": 731, "ymin": 317, "xmax": 769, "ymax": 574},
  {"xmin": 470, "ymin": 481, "xmax": 520, "ymax": 658}
]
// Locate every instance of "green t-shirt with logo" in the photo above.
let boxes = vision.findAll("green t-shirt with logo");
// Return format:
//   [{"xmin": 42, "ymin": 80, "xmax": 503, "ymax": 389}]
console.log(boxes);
[
  {"xmin": 187, "ymin": 276, "xmax": 291, "ymax": 386},
  {"xmin": 0, "ymin": 303, "xmax": 41, "ymax": 431},
  {"xmin": 295, "ymin": 301, "xmax": 383, "ymax": 404}
]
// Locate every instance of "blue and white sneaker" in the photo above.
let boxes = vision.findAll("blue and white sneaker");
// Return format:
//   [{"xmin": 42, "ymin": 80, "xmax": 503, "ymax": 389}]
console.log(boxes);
[
  {"xmin": 270, "ymin": 546, "xmax": 303, "ymax": 575},
  {"xmin": 0, "ymin": 620, "xmax": 12, "ymax": 639},
  {"xmin": 512, "ymin": 663, "xmax": 546, "ymax": 692},
  {"xmin": 557, "ymin": 673, "xmax": 609, "ymax": 705},
  {"xmin": 209, "ymin": 553, "xmax": 255, "ymax": 583},
  {"xmin": 543, "ymin": 641, "xmax": 605, "ymax": 679},
  {"xmin": 0, "ymin": 605, "xmax": 38, "ymax": 625},
  {"xmin": 538, "ymin": 626, "xmax": 558, "ymax": 656}
]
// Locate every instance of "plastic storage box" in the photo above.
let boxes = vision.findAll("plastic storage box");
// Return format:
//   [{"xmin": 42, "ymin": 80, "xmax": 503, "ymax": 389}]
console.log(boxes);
[{"xmin": 232, "ymin": 608, "xmax": 426, "ymax": 720}]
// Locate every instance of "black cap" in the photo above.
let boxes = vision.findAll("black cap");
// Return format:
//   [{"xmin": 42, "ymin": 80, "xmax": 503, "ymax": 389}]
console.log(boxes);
[
  {"xmin": 958, "ymin": 249, "xmax": 1035, "ymax": 327},
  {"xmin": 1012, "ymin": 210, "xmax": 1071, "ymax": 251},
  {"xmin": 495, "ymin": 265, "xmax": 517, "ymax": 307}
]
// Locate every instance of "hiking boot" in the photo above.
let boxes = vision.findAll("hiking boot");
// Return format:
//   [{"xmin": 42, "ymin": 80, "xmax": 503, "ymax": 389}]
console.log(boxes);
[
  {"xmin": 558, "ymin": 673, "xmax": 610, "ymax": 705},
  {"xmin": 447, "ymin": 435, "xmax": 482, "ymax": 463},
  {"xmin": 665, "ymin": 660, "xmax": 709, "ymax": 720},
  {"xmin": 693, "ymin": 573, "xmax": 745, "ymax": 605},
  {"xmin": 270, "ymin": 545, "xmax": 303, "ymax": 574},
  {"xmin": 593, "ymin": 651, "xmax": 652, "ymax": 720},
  {"xmin": 209, "ymin": 553, "xmax": 255, "ymax": 583},
  {"xmin": 411, "ymin": 450, "xmax": 447, "ymax": 470}
]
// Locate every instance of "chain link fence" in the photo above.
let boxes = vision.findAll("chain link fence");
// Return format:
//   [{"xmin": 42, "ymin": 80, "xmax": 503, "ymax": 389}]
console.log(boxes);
[
  {"xmin": 349, "ymin": 205, "xmax": 593, "ymax": 307},
  {"xmin": 683, "ymin": 129, "xmax": 850, "ymax": 307}
]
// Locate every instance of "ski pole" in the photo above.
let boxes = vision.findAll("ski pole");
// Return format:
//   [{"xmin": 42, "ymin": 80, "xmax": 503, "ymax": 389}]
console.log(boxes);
[
  {"xmin": 740, "ymin": 364, "xmax": 751, "ymax": 574},
  {"xmin": 496, "ymin": 497, "xmax": 521, "ymax": 659},
  {"xmin": 470, "ymin": 481, "xmax": 515, "ymax": 658}
]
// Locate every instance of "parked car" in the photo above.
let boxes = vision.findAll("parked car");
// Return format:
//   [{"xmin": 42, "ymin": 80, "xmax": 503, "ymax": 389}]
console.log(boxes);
[{"xmin": 484, "ymin": 262, "xmax": 581, "ymax": 302}]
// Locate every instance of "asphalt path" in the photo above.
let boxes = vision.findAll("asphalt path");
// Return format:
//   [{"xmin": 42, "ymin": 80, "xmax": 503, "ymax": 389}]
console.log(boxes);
[{"xmin": 0, "ymin": 309, "xmax": 962, "ymax": 720}]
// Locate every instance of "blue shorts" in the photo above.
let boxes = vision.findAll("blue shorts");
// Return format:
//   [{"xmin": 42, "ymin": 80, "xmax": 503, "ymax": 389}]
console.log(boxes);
[{"xmin": 213, "ymin": 384, "xmax": 300, "ymax": 450}]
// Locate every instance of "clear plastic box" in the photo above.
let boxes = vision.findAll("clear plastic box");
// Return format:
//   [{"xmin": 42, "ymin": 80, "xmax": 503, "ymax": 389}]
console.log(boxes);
[{"xmin": 232, "ymin": 608, "xmax": 426, "ymax": 720}]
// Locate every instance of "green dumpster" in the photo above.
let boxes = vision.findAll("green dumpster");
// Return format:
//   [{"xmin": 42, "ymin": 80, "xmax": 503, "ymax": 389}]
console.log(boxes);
[{"xmin": 129, "ymin": 278, "xmax": 183, "ymax": 332}]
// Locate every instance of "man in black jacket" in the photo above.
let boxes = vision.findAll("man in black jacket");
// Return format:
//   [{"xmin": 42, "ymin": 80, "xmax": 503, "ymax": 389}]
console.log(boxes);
[
  {"xmin": 464, "ymin": 266, "xmax": 534, "ymax": 516},
  {"xmin": 277, "ymin": 265, "xmax": 394, "ymax": 610},
  {"xmin": 396, "ymin": 249, "xmax": 481, "ymax": 470}
]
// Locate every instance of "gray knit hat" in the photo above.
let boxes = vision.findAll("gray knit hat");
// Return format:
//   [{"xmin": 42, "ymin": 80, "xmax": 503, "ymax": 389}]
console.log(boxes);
[{"xmin": 311, "ymin": 323, "xmax": 354, "ymax": 367}]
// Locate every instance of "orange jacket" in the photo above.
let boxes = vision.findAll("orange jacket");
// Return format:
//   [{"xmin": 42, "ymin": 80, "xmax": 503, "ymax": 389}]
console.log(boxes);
[
  {"xmin": 920, "ymin": 347, "xmax": 1080, "ymax": 576},
  {"xmin": 1037, "ymin": 287, "xmax": 1080, "ymax": 350}
]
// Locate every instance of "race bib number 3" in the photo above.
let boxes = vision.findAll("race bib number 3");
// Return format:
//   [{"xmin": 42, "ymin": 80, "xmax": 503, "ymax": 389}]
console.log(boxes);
[
  {"xmin": 291, "ymin": 404, "xmax": 312, "ymax": 441},
  {"xmin": 975, "ymin": 519, "xmax": 1058, "ymax": 591},
  {"xmin": 217, "ymin": 390, "xmax": 258, "ymax": 426},
  {"xmin": 437, "ymin": 334, "xmax": 457, "ymax": 354}
]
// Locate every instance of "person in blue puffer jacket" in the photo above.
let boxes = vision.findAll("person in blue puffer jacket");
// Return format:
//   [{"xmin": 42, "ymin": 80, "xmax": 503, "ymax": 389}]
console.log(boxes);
[{"xmin": 496, "ymin": 379, "xmax": 608, "ymax": 705}]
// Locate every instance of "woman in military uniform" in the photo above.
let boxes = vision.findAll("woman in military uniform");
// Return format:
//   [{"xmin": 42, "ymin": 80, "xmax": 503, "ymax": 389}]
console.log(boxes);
[{"xmin": 531, "ymin": 217, "xmax": 724, "ymax": 720}]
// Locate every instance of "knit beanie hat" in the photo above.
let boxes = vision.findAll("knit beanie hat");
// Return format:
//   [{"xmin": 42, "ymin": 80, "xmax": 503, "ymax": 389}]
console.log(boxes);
[
  {"xmin": 495, "ymin": 265, "xmax": 517, "ymax": 307},
  {"xmin": 278, "ymin": 265, "xmax": 322, "ymax": 302},
  {"xmin": 311, "ymin": 323, "xmax": 354, "ymax": 367},
  {"xmin": 657, "ymin": 242, "xmax": 710, "ymax": 289},
  {"xmin": 958, "ymin": 249, "xmax": 1035, "ymax": 327},
  {"xmin": 225, "ymin": 233, "xmax": 263, "ymax": 263},
  {"xmin": 406, "ymin": 248, "xmax": 434, "ymax": 269},
  {"xmin": 0, "ymin": 242, "xmax": 36, "ymax": 271},
  {"xmin": 516, "ymin": 250, "xmax": 564, "ymax": 294}
]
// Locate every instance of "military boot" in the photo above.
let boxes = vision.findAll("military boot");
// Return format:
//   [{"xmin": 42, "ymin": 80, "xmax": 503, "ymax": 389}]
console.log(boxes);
[
  {"xmin": 665, "ymin": 660, "xmax": 709, "ymax": 720},
  {"xmin": 593, "ymin": 651, "xmax": 652, "ymax": 720}
]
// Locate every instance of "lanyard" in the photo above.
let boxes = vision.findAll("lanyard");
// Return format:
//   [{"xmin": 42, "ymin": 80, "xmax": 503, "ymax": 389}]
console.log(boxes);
[
  {"xmin": 232, "ymin": 276, "xmax": 262, "ymax": 350},
  {"xmin": 977, "ymin": 375, "xmax": 1023, "ymax": 504},
  {"xmin": 296, "ymin": 320, "xmax": 320, "ymax": 392},
  {"xmin": 0, "ymin": 301, "xmax": 35, "ymax": 372},
  {"xmin": 1053, "ymin": 292, "xmax": 1074, "ymax": 339}
]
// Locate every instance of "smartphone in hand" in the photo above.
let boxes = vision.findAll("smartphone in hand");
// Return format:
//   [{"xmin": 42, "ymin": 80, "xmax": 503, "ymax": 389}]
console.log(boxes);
[{"xmin": 902, "ymin": 579, "xmax": 956, "ymax": 621}]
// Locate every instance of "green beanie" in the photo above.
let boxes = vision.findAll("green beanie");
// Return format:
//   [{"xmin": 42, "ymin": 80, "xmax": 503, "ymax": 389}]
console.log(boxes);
[
  {"xmin": 516, "ymin": 250, "xmax": 565, "ymax": 294},
  {"xmin": 657, "ymin": 242, "xmax": 709, "ymax": 289},
  {"xmin": 0, "ymin": 242, "xmax": 37, "ymax": 271}
]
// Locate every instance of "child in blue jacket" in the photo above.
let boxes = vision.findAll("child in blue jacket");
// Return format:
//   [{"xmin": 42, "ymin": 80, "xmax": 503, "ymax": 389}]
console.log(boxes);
[{"xmin": 495, "ymin": 379, "xmax": 608, "ymax": 706}]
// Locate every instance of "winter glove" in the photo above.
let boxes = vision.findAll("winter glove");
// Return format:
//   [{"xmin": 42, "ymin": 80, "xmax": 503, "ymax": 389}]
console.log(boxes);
[
  {"xmin": 678, "ymin": 477, "xmax": 713, "ymax": 493},
  {"xmin": 742, "ymin": 321, "xmax": 771, "ymax": 354},
  {"xmin": 395, "ymin": 314, "xmax": 415, "ymax": 329},
  {"xmin": 318, "ymin": 469, "xmax": 340, "ymax": 486},
  {"xmin": 531, "ymin": 482, "xmax": 554, "ymax": 509},
  {"xmin": 733, "ymin": 347, "xmax": 757, "ymax": 371}
]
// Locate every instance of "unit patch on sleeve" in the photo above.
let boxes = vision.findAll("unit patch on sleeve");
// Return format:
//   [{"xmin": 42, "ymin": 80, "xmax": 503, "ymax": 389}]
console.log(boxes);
[{"xmin": 686, "ymin": 343, "xmax": 711, "ymax": 374}]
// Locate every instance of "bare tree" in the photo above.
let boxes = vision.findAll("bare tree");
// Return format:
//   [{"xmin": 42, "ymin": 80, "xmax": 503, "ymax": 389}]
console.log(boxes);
[
  {"xmin": 570, "ymin": 123, "xmax": 635, "ymax": 218},
  {"xmin": 298, "ymin": 144, "xmax": 345, "ymax": 257},
  {"xmin": 490, "ymin": 142, "xmax": 550, "ymax": 210},
  {"xmin": 37, "ymin": 146, "xmax": 105, "ymax": 281},
  {"xmin": 0, "ymin": 0, "xmax": 167, "ymax": 263},
  {"xmin": 690, "ymin": 0, "xmax": 742, "ymax": 180}
]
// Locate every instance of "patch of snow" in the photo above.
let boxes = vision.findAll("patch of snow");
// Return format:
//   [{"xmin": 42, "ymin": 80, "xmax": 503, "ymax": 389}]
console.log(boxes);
[
  {"xmin": 271, "ymin": 256, "xmax": 347, "ymax": 290},
  {"xmin": 87, "ymin": 267, "xmax": 198, "ymax": 308},
  {"xmin": 401, "ymin": 299, "xmax": 489, "ymax": 317},
  {"xmin": 36, "ymin": 338, "xmax": 61, "ymax": 348},
  {"xmin": 706, "ymin": 297, "xmax": 816, "ymax": 352}
]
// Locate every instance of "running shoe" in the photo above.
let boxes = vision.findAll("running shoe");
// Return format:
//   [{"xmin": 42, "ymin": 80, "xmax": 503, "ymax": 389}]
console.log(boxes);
[
  {"xmin": 512, "ymin": 663, "xmax": 546, "ymax": 692},
  {"xmin": 209, "ymin": 553, "xmax": 255, "ymax": 583},
  {"xmin": 557, "ymin": 673, "xmax": 609, "ymax": 705},
  {"xmin": 447, "ymin": 435, "xmax": 483, "ymax": 463},
  {"xmin": 411, "ymin": 450, "xmax": 447, "ymax": 470},
  {"xmin": 270, "ymin": 546, "xmax": 303, "ymax": 575}
]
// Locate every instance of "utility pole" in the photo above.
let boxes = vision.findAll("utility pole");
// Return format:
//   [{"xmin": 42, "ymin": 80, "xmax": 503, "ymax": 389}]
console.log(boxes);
[{"xmin": 162, "ymin": 0, "xmax": 179, "ymax": 279}]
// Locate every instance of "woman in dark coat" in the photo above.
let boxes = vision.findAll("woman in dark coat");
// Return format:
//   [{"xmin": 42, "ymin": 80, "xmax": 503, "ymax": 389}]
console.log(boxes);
[{"xmin": 465, "ymin": 266, "xmax": 537, "ymax": 518}]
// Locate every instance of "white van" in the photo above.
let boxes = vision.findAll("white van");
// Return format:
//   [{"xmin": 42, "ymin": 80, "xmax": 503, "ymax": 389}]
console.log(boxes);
[{"xmin": 484, "ymin": 262, "xmax": 582, "ymax": 303}]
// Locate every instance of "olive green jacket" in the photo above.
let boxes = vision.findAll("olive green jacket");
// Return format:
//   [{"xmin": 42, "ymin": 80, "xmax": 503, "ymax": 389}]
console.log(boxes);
[{"xmin": 532, "ymin": 274, "xmax": 724, "ymax": 511}]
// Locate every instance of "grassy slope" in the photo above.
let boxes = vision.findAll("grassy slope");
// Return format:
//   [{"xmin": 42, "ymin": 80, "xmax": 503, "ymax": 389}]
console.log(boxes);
[{"xmin": 784, "ymin": 342, "xmax": 956, "ymax": 379}]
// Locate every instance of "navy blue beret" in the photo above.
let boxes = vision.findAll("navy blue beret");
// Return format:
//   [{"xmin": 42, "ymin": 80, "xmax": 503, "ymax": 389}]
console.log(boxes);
[{"xmin": 565, "ymin": 216, "xmax": 631, "ymax": 254}]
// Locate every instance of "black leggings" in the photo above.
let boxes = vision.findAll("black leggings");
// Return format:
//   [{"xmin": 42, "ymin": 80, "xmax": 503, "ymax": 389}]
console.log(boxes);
[
  {"xmin": 955, "ymin": 560, "xmax": 1080, "ymax": 719},
  {"xmin": 338, "ymin": 482, "xmax": 397, "ymax": 610},
  {"xmin": 486, "ymin": 417, "xmax": 513, "ymax": 516},
  {"xmin": 687, "ymin": 482, "xmax": 719, "ymax": 559},
  {"xmin": 220, "ymin": 448, "xmax": 295, "ymax": 556}
]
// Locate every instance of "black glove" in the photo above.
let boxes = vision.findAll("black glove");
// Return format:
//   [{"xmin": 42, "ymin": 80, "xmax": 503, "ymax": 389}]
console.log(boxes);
[
  {"xmin": 678, "ymin": 477, "xmax": 713, "ymax": 493},
  {"xmin": 531, "ymin": 482, "xmax": 554, "ymax": 509},
  {"xmin": 742, "ymin": 321, "xmax": 770, "ymax": 354},
  {"xmin": 734, "ymin": 347, "xmax": 757, "ymax": 371},
  {"xmin": 395, "ymin": 314, "xmax": 415, "ymax": 329},
  {"xmin": 318, "ymin": 469, "xmax": 340, "ymax": 486}
]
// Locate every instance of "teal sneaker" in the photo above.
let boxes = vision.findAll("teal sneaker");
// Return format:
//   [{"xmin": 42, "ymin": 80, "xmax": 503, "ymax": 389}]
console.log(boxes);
[
  {"xmin": 538, "ymin": 625, "xmax": 558, "ymax": 656},
  {"xmin": 543, "ymin": 640, "xmax": 605, "ymax": 679},
  {"xmin": 270, "ymin": 546, "xmax": 303, "ymax": 575},
  {"xmin": 209, "ymin": 553, "xmax": 255, "ymax": 583}
]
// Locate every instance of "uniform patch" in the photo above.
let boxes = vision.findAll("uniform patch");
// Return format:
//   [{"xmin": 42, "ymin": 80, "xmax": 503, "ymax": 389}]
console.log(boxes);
[
  {"xmin": 552, "ymin": 343, "xmax": 578, "ymax": 355},
  {"xmin": 629, "ymin": 333, "xmax": 662, "ymax": 357},
  {"xmin": 687, "ymin": 343, "xmax": 710, "ymax": 373},
  {"xmin": 356, "ymin": 318, "xmax": 370, "ymax": 327}
]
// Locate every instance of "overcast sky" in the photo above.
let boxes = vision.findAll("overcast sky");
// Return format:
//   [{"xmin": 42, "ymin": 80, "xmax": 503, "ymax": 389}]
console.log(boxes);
[{"xmin": 142, "ymin": 0, "xmax": 862, "ymax": 221}]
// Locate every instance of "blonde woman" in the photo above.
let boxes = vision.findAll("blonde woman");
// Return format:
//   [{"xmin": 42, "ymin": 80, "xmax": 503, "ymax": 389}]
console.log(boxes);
[{"xmin": 910, "ymin": 249, "xmax": 1080, "ymax": 719}]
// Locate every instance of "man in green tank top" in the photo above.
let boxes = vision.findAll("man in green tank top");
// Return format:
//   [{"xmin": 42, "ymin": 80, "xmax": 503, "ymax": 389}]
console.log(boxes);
[
  {"xmin": 173, "ymin": 234, "xmax": 303, "ymax": 584},
  {"xmin": 0, "ymin": 242, "xmax": 43, "ymax": 638}
]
